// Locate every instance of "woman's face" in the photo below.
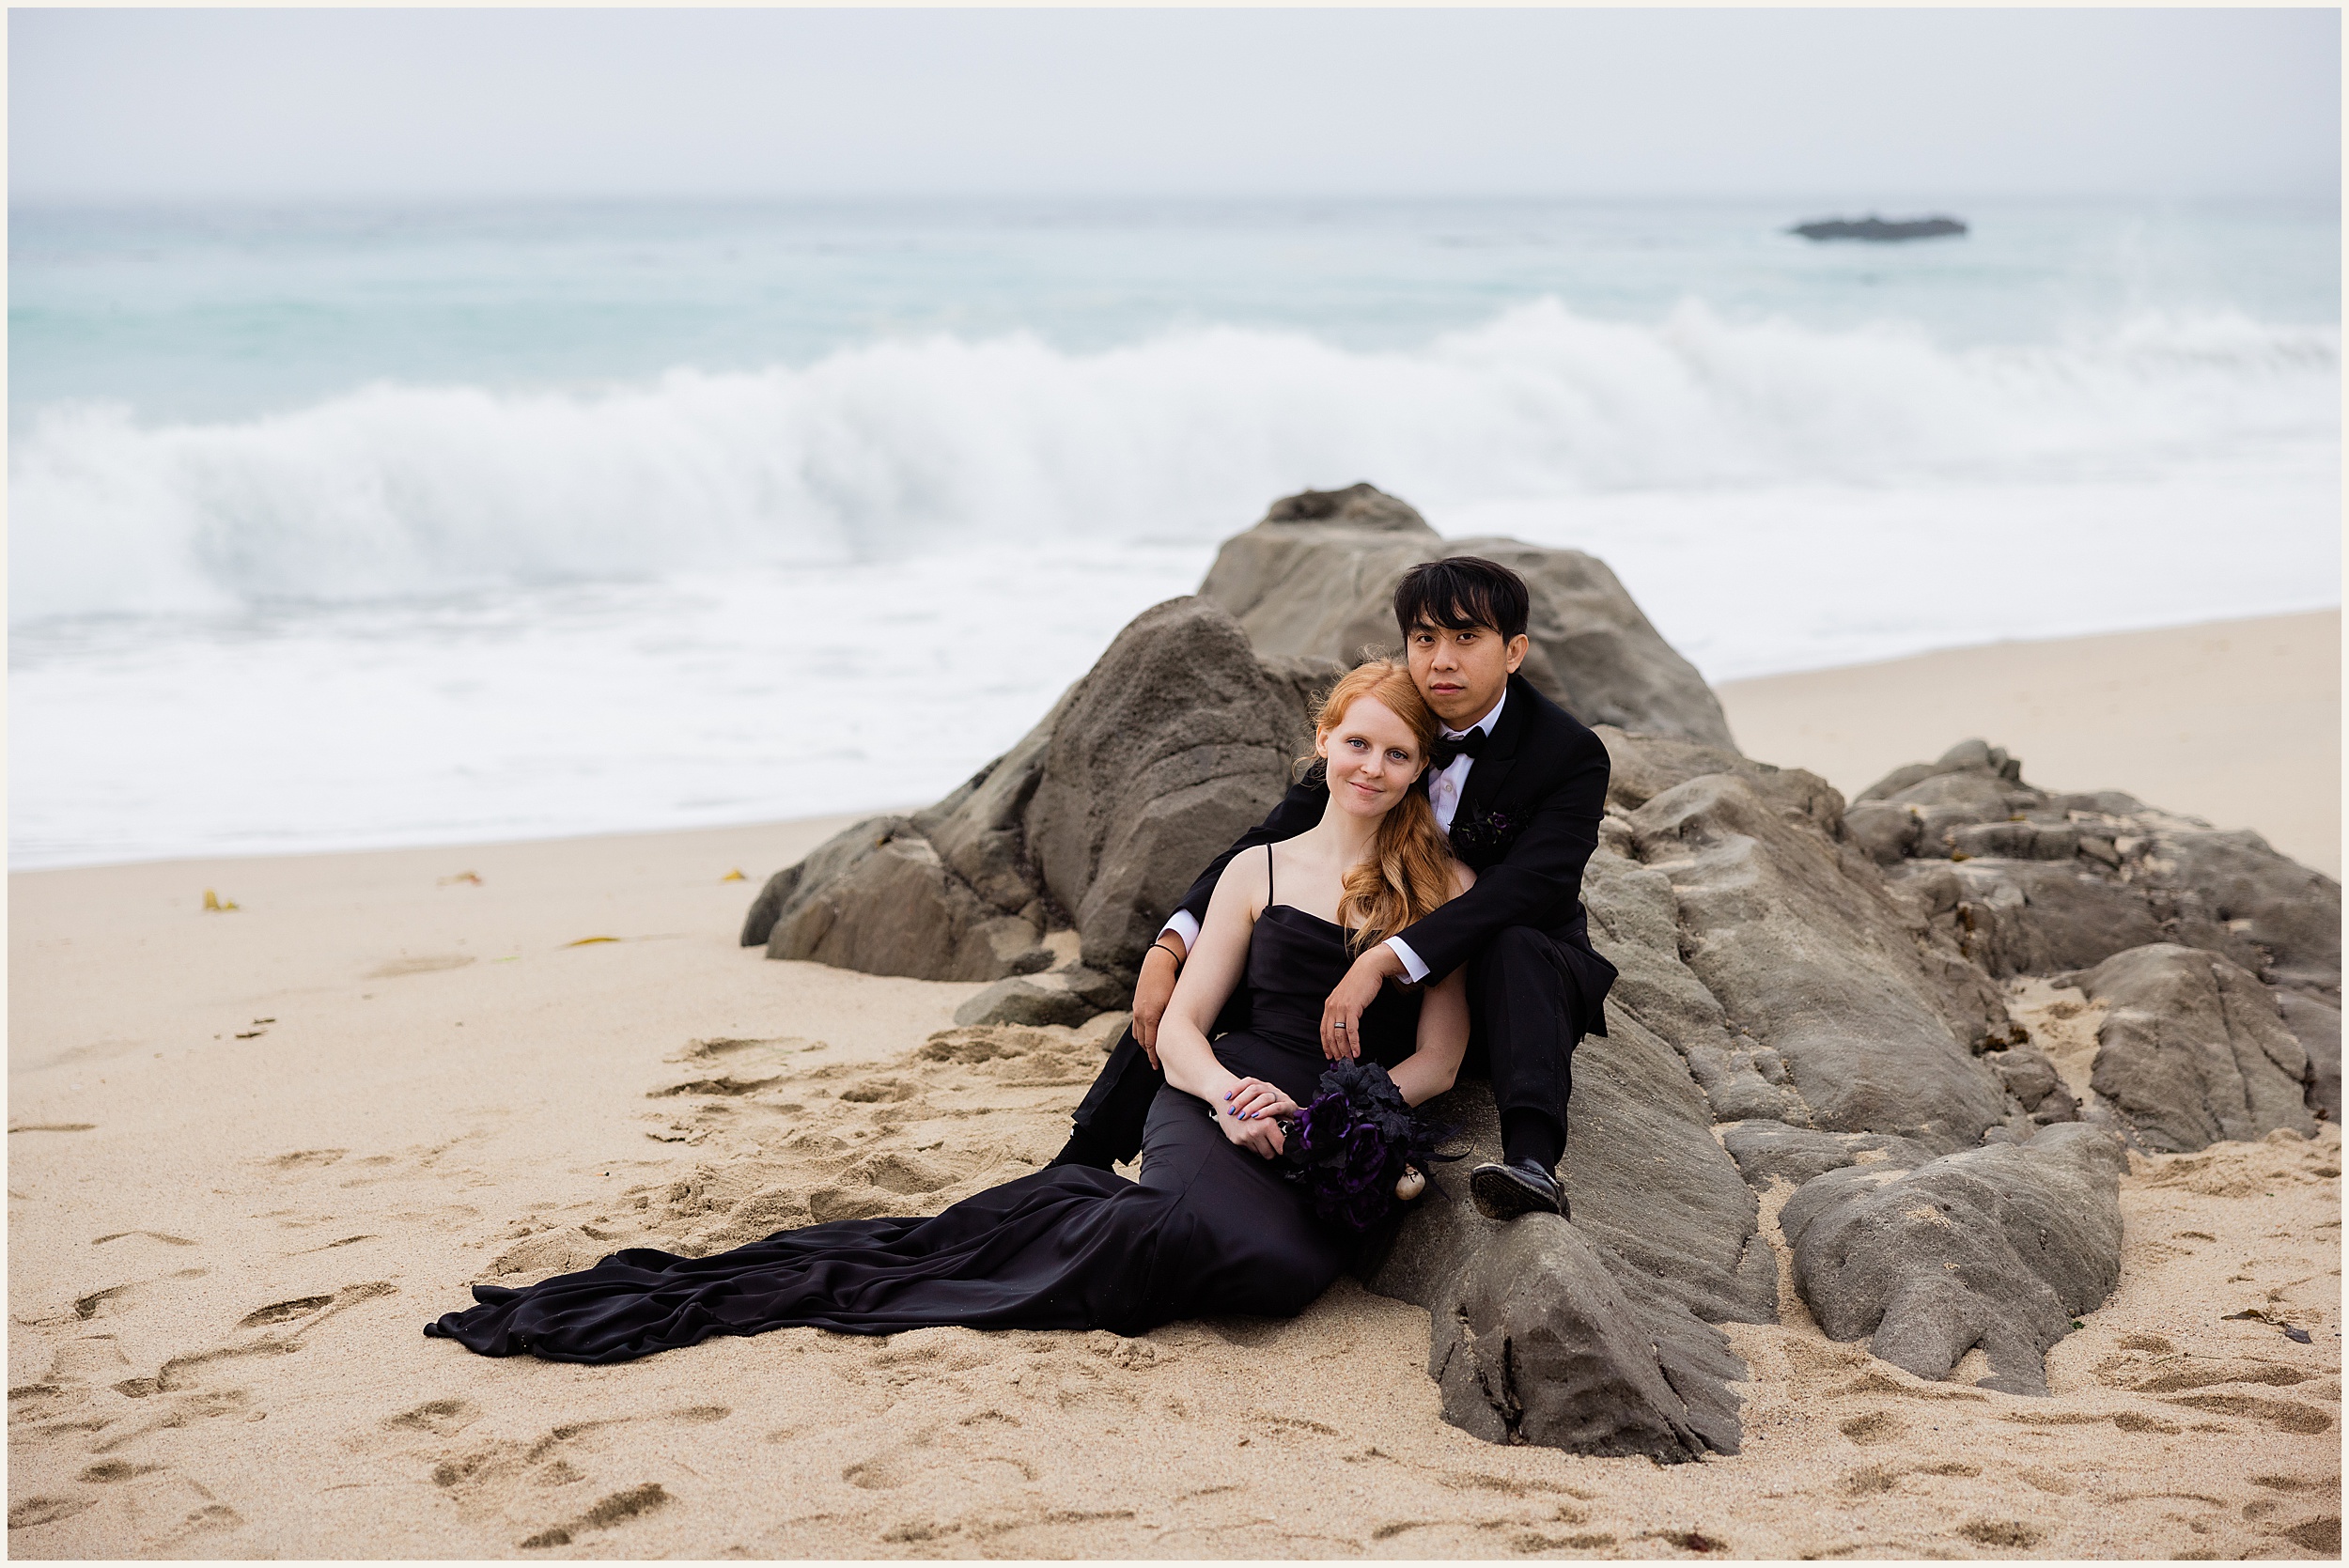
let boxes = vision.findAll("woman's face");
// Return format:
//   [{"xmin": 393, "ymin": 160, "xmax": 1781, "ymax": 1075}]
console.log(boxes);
[{"xmin": 1316, "ymin": 696, "xmax": 1426, "ymax": 820}]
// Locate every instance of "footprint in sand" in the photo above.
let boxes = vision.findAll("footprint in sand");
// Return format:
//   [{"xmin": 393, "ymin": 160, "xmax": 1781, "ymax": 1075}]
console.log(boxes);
[
  {"xmin": 76, "ymin": 1461, "xmax": 162, "ymax": 1484},
  {"xmin": 1959, "ymin": 1519, "xmax": 2042, "ymax": 1549},
  {"xmin": 237, "ymin": 1296, "xmax": 337, "ymax": 1328},
  {"xmin": 397, "ymin": 1403, "xmax": 723, "ymax": 1541},
  {"xmin": 8, "ymin": 1495, "xmax": 96, "ymax": 1530},
  {"xmin": 518, "ymin": 1483, "xmax": 672, "ymax": 1550},
  {"xmin": 2162, "ymin": 1393, "xmax": 2335, "ymax": 1433},
  {"xmin": 91, "ymin": 1231, "xmax": 196, "ymax": 1249},
  {"xmin": 1838, "ymin": 1410, "xmax": 1906, "ymax": 1445},
  {"xmin": 383, "ymin": 1398, "xmax": 479, "ymax": 1437}
]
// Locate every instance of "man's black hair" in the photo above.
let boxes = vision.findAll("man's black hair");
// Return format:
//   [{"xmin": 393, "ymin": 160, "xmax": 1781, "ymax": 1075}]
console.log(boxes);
[{"xmin": 1392, "ymin": 556, "xmax": 1531, "ymax": 642}]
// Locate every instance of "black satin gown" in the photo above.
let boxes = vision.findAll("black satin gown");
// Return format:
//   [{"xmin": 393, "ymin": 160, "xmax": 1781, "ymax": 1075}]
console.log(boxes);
[{"xmin": 424, "ymin": 896, "xmax": 1423, "ymax": 1363}]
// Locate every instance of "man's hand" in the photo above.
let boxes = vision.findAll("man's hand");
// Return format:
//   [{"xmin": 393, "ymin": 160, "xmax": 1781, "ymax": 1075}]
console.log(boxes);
[
  {"xmin": 1131, "ymin": 937, "xmax": 1186, "ymax": 1069},
  {"xmin": 1321, "ymin": 944, "xmax": 1405, "ymax": 1060}
]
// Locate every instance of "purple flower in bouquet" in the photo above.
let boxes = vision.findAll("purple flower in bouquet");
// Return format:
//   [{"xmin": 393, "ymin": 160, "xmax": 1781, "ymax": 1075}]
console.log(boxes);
[{"xmin": 1278, "ymin": 1059, "xmax": 1453, "ymax": 1232}]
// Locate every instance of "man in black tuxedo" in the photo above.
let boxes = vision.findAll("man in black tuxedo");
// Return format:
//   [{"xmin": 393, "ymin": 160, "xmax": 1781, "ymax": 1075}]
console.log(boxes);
[{"xmin": 1049, "ymin": 556, "xmax": 1618, "ymax": 1219}]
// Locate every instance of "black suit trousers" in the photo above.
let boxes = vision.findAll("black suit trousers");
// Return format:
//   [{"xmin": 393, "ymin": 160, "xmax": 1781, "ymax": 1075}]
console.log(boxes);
[{"xmin": 1068, "ymin": 926, "xmax": 1603, "ymax": 1166}]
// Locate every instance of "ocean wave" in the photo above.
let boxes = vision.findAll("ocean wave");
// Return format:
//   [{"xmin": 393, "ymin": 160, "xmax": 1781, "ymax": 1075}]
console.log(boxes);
[{"xmin": 10, "ymin": 300, "xmax": 2337, "ymax": 622}]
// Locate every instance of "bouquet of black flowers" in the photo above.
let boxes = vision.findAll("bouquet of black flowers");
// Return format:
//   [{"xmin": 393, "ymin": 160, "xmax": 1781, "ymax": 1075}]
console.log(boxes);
[{"xmin": 1279, "ymin": 1059, "xmax": 1452, "ymax": 1233}]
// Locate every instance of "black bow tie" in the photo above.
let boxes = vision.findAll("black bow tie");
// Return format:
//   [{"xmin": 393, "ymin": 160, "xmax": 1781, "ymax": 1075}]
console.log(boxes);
[{"xmin": 1430, "ymin": 727, "xmax": 1488, "ymax": 768}]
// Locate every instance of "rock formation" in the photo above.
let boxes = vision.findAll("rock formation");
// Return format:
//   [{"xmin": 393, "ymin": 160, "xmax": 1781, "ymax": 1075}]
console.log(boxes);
[
  {"xmin": 742, "ymin": 597, "xmax": 1340, "ymax": 985},
  {"xmin": 1781, "ymin": 1125, "xmax": 2127, "ymax": 1396},
  {"xmin": 1852, "ymin": 737, "xmax": 2339, "ymax": 1151},
  {"xmin": 1199, "ymin": 484, "xmax": 1736, "ymax": 748},
  {"xmin": 738, "ymin": 485, "xmax": 2340, "ymax": 1461}
]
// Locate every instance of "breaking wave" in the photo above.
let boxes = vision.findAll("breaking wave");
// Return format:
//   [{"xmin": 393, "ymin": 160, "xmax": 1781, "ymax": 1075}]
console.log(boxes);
[{"xmin": 10, "ymin": 298, "xmax": 2336, "ymax": 622}]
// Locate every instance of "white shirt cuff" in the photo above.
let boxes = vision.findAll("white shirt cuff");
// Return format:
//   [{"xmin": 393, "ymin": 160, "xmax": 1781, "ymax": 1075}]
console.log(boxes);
[
  {"xmin": 1159, "ymin": 910, "xmax": 1203, "ymax": 952},
  {"xmin": 1385, "ymin": 936, "xmax": 1431, "ymax": 984}
]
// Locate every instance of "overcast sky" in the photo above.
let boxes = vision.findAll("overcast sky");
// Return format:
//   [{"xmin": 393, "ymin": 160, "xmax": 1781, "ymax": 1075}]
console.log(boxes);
[{"xmin": 10, "ymin": 8, "xmax": 2341, "ymax": 204}]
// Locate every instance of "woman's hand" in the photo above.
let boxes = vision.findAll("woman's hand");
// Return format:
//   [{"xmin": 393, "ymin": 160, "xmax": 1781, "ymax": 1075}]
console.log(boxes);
[
  {"xmin": 1213, "ymin": 1078, "xmax": 1296, "ymax": 1158},
  {"xmin": 1221, "ymin": 1076, "xmax": 1299, "ymax": 1126}
]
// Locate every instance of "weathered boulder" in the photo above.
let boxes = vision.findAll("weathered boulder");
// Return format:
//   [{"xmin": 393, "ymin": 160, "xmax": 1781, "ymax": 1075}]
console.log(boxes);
[
  {"xmin": 1199, "ymin": 485, "xmax": 1735, "ymax": 747},
  {"xmin": 954, "ymin": 964, "xmax": 1128, "ymax": 1029},
  {"xmin": 743, "ymin": 597, "xmax": 1337, "ymax": 985},
  {"xmin": 1363, "ymin": 1079, "xmax": 1740, "ymax": 1461},
  {"xmin": 1855, "ymin": 739, "xmax": 2341, "ymax": 1001},
  {"xmin": 1025, "ymin": 599, "xmax": 1334, "ymax": 978},
  {"xmin": 1783, "ymin": 1123, "xmax": 2128, "ymax": 1395},
  {"xmin": 1889, "ymin": 858, "xmax": 2167, "ymax": 978},
  {"xmin": 739, "ymin": 814, "xmax": 1054, "ymax": 984},
  {"xmin": 1719, "ymin": 1122, "xmax": 1936, "ymax": 1191},
  {"xmin": 1583, "ymin": 844, "xmax": 1812, "ymax": 1127},
  {"xmin": 1982, "ymin": 1044, "xmax": 2081, "ymax": 1126},
  {"xmin": 2277, "ymin": 990, "xmax": 2341, "ymax": 1122},
  {"xmin": 735, "ymin": 500, "xmax": 2331, "ymax": 1437},
  {"xmin": 1563, "ymin": 1010, "xmax": 1780, "ymax": 1326},
  {"xmin": 2080, "ymin": 944, "xmax": 2318, "ymax": 1152},
  {"xmin": 2131, "ymin": 828, "xmax": 2342, "ymax": 1001},
  {"xmin": 1626, "ymin": 770, "xmax": 2012, "ymax": 1148}
]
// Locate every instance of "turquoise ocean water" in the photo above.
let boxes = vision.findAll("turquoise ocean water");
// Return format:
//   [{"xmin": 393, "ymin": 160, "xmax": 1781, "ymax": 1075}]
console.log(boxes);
[{"xmin": 9, "ymin": 198, "xmax": 2341, "ymax": 865}]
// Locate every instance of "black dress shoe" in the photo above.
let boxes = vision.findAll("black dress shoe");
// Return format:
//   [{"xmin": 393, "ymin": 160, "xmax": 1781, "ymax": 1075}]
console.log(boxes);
[{"xmin": 1470, "ymin": 1158, "xmax": 1566, "ymax": 1220}]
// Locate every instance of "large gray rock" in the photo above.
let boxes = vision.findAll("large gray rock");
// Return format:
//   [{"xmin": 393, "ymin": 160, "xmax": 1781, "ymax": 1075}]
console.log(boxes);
[
  {"xmin": 1626, "ymin": 770, "xmax": 2012, "ymax": 1148},
  {"xmin": 1024, "ymin": 598, "xmax": 1332, "ymax": 978},
  {"xmin": 1199, "ymin": 485, "xmax": 1735, "ymax": 747},
  {"xmin": 2081, "ymin": 944, "xmax": 2319, "ymax": 1152},
  {"xmin": 1853, "ymin": 740, "xmax": 2341, "ymax": 1002},
  {"xmin": 1564, "ymin": 1010, "xmax": 1780, "ymax": 1326},
  {"xmin": 1196, "ymin": 484, "xmax": 1445, "ymax": 673},
  {"xmin": 742, "ymin": 598, "xmax": 1336, "ymax": 985},
  {"xmin": 2277, "ymin": 990, "xmax": 2341, "ymax": 1123},
  {"xmin": 1363, "ymin": 1079, "xmax": 1740, "ymax": 1461},
  {"xmin": 1783, "ymin": 1123, "xmax": 2129, "ymax": 1395},
  {"xmin": 738, "ymin": 813, "xmax": 1054, "ymax": 984},
  {"xmin": 1583, "ymin": 845, "xmax": 1812, "ymax": 1127},
  {"xmin": 1888, "ymin": 858, "xmax": 2167, "ymax": 978},
  {"xmin": 1719, "ymin": 1122, "xmax": 1936, "ymax": 1190},
  {"xmin": 2131, "ymin": 828, "xmax": 2342, "ymax": 1001}
]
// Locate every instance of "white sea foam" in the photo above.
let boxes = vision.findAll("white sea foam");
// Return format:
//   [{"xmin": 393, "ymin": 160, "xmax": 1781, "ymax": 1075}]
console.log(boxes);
[{"xmin": 12, "ymin": 299, "xmax": 2336, "ymax": 623}]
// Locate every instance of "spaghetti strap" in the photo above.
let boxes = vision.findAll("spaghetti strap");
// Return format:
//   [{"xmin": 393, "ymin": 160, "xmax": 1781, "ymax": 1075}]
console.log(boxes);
[{"xmin": 1264, "ymin": 842, "xmax": 1275, "ymax": 907}]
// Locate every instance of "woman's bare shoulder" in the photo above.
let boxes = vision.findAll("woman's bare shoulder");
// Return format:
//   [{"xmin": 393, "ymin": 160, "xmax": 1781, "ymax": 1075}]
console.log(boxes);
[
  {"xmin": 1448, "ymin": 859, "xmax": 1476, "ymax": 897},
  {"xmin": 1211, "ymin": 844, "xmax": 1276, "ymax": 905}
]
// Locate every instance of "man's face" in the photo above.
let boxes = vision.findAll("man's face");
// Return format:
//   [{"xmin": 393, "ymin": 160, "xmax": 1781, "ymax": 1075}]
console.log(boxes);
[{"xmin": 1406, "ymin": 617, "xmax": 1528, "ymax": 729}]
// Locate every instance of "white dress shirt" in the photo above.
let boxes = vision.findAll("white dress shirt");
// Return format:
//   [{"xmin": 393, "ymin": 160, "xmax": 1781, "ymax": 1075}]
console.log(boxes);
[{"xmin": 1158, "ymin": 690, "xmax": 1506, "ymax": 987}]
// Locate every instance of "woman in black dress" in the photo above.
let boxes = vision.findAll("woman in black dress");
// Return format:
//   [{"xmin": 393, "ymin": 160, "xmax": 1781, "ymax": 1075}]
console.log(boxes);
[{"xmin": 424, "ymin": 661, "xmax": 1471, "ymax": 1363}]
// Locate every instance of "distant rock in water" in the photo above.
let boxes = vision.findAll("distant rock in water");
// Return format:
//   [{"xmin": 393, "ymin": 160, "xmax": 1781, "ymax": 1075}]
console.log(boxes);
[{"xmin": 1789, "ymin": 214, "xmax": 1968, "ymax": 242}]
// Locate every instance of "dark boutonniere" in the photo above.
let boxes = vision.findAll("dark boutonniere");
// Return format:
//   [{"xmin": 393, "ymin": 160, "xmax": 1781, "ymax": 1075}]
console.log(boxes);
[{"xmin": 1447, "ymin": 807, "xmax": 1520, "ymax": 866}]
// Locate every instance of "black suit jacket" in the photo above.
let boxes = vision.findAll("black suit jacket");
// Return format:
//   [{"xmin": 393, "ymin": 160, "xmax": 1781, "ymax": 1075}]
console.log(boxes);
[{"xmin": 1172, "ymin": 673, "xmax": 1615, "ymax": 1031}]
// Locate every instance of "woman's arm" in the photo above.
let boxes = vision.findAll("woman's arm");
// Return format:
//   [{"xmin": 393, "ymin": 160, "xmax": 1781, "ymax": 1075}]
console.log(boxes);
[
  {"xmin": 1155, "ymin": 853, "xmax": 1291, "ymax": 1157},
  {"xmin": 1387, "ymin": 862, "xmax": 1476, "ymax": 1107}
]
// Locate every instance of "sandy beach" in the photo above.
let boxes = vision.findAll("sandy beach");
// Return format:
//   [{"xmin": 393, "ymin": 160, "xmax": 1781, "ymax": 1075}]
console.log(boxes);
[{"xmin": 9, "ymin": 613, "xmax": 2340, "ymax": 1560}]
